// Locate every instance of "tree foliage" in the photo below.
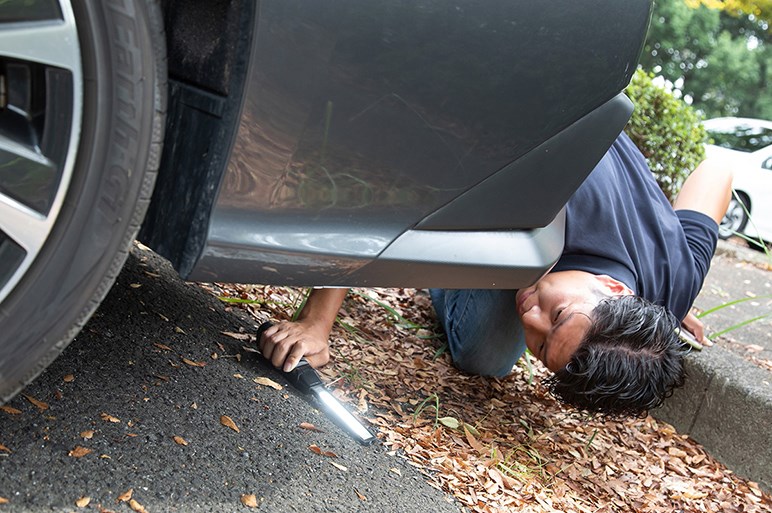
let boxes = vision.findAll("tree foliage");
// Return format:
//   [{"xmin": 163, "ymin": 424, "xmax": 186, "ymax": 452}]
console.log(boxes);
[
  {"xmin": 624, "ymin": 69, "xmax": 708, "ymax": 201},
  {"xmin": 640, "ymin": 0, "xmax": 771, "ymax": 119},
  {"xmin": 686, "ymin": 0, "xmax": 772, "ymax": 25}
]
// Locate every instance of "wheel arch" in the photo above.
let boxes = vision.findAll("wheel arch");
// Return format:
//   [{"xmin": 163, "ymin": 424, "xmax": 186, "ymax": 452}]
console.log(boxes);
[
  {"xmin": 734, "ymin": 189, "xmax": 751, "ymax": 213},
  {"xmin": 139, "ymin": 0, "xmax": 257, "ymax": 276}
]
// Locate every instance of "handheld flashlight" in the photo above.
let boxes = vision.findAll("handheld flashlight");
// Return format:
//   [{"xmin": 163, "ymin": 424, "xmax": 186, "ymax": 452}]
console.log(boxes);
[{"xmin": 256, "ymin": 322, "xmax": 377, "ymax": 445}]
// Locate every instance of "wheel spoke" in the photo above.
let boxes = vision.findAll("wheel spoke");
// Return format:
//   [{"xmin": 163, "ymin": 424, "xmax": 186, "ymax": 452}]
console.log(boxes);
[
  {"xmin": 0, "ymin": 134, "xmax": 58, "ymax": 214},
  {"xmin": 0, "ymin": 189, "xmax": 49, "ymax": 254},
  {"xmin": 0, "ymin": 16, "xmax": 79, "ymax": 71}
]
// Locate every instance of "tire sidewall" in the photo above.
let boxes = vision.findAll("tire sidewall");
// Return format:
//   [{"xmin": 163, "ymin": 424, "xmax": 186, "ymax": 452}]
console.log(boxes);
[{"xmin": 0, "ymin": 0, "xmax": 165, "ymax": 401}]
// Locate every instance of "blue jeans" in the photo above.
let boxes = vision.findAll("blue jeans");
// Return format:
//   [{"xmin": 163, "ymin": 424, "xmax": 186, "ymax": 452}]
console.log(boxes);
[{"xmin": 430, "ymin": 289, "xmax": 526, "ymax": 377}]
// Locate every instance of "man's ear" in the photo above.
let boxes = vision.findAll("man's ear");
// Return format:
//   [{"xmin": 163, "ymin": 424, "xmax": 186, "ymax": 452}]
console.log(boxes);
[{"xmin": 595, "ymin": 274, "xmax": 634, "ymax": 296}]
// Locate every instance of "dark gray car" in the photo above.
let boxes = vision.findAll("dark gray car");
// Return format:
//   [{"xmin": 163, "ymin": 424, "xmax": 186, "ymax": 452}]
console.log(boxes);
[{"xmin": 0, "ymin": 0, "xmax": 653, "ymax": 402}]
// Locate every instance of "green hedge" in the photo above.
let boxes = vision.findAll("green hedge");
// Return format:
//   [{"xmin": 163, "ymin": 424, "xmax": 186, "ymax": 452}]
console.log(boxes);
[{"xmin": 624, "ymin": 69, "xmax": 708, "ymax": 201}]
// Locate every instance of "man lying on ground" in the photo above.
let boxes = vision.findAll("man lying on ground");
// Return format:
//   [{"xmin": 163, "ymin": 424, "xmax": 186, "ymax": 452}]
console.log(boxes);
[{"xmin": 258, "ymin": 131, "xmax": 733, "ymax": 416}]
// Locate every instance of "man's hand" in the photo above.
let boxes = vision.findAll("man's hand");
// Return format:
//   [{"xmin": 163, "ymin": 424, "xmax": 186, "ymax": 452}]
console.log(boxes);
[
  {"xmin": 259, "ymin": 320, "xmax": 331, "ymax": 372},
  {"xmin": 682, "ymin": 312, "xmax": 712, "ymax": 347},
  {"xmin": 258, "ymin": 288, "xmax": 348, "ymax": 372}
]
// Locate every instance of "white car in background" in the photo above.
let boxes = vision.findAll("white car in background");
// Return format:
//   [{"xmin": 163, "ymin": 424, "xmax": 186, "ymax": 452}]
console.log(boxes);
[{"xmin": 703, "ymin": 117, "xmax": 772, "ymax": 245}]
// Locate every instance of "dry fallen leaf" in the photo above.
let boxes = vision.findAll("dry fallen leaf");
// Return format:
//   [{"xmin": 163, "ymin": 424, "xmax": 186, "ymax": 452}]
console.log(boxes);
[
  {"xmin": 464, "ymin": 426, "xmax": 485, "ymax": 454},
  {"xmin": 222, "ymin": 331, "xmax": 253, "ymax": 341},
  {"xmin": 68, "ymin": 446, "xmax": 93, "ymax": 458},
  {"xmin": 63, "ymin": 374, "xmax": 75, "ymax": 383},
  {"xmin": 182, "ymin": 357, "xmax": 206, "ymax": 367},
  {"xmin": 128, "ymin": 498, "xmax": 148, "ymax": 513},
  {"xmin": 173, "ymin": 436, "xmax": 189, "ymax": 446},
  {"xmin": 240, "ymin": 494, "xmax": 258, "ymax": 508},
  {"xmin": 22, "ymin": 394, "xmax": 48, "ymax": 411},
  {"xmin": 330, "ymin": 461, "xmax": 348, "ymax": 472},
  {"xmin": 299, "ymin": 422, "xmax": 323, "ymax": 432},
  {"xmin": 253, "ymin": 377, "xmax": 283, "ymax": 390},
  {"xmin": 0, "ymin": 405, "xmax": 21, "ymax": 415},
  {"xmin": 80, "ymin": 430, "xmax": 94, "ymax": 440},
  {"xmin": 117, "ymin": 489, "xmax": 133, "ymax": 502},
  {"xmin": 174, "ymin": 326, "xmax": 186, "ymax": 334},
  {"xmin": 100, "ymin": 413, "xmax": 121, "ymax": 423},
  {"xmin": 354, "ymin": 488, "xmax": 367, "ymax": 501},
  {"xmin": 0, "ymin": 443, "xmax": 11, "ymax": 453},
  {"xmin": 308, "ymin": 444, "xmax": 337, "ymax": 458},
  {"xmin": 130, "ymin": 283, "xmax": 142, "ymax": 288},
  {"xmin": 0, "ymin": 497, "xmax": 8, "ymax": 504},
  {"xmin": 153, "ymin": 343, "xmax": 172, "ymax": 351},
  {"xmin": 75, "ymin": 496, "xmax": 91, "ymax": 507},
  {"xmin": 220, "ymin": 415, "xmax": 240, "ymax": 433}
]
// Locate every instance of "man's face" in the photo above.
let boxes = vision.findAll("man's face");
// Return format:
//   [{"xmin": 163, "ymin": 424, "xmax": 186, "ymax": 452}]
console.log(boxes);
[{"xmin": 516, "ymin": 271, "xmax": 630, "ymax": 372}]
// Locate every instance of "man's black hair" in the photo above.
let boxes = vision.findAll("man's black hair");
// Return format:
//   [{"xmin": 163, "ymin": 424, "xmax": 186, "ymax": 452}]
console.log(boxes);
[{"xmin": 545, "ymin": 295, "xmax": 687, "ymax": 417}]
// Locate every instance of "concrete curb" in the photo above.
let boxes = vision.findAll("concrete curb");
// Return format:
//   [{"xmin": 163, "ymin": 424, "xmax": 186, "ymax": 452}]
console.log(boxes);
[{"xmin": 653, "ymin": 346, "xmax": 772, "ymax": 492}]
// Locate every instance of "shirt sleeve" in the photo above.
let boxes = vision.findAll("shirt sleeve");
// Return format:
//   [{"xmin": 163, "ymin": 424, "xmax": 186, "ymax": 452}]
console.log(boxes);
[{"xmin": 676, "ymin": 209, "xmax": 719, "ymax": 296}]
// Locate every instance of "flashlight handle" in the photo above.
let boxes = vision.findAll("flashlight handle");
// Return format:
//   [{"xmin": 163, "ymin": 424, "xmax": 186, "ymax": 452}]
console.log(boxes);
[
  {"xmin": 257, "ymin": 321, "xmax": 324, "ymax": 393},
  {"xmin": 285, "ymin": 358, "xmax": 323, "ymax": 393}
]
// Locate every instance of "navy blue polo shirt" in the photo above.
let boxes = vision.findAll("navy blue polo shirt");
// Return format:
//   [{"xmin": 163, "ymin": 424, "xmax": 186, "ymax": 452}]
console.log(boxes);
[{"xmin": 551, "ymin": 132, "xmax": 718, "ymax": 321}]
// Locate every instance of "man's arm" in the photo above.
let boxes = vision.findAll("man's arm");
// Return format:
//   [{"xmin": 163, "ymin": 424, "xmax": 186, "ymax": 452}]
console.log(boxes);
[
  {"xmin": 673, "ymin": 159, "xmax": 733, "ymax": 223},
  {"xmin": 259, "ymin": 288, "xmax": 348, "ymax": 372},
  {"xmin": 673, "ymin": 159, "xmax": 732, "ymax": 344}
]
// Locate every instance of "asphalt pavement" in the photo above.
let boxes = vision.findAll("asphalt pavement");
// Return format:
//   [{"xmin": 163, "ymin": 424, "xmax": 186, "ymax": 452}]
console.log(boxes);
[{"xmin": 0, "ymin": 247, "xmax": 459, "ymax": 513}]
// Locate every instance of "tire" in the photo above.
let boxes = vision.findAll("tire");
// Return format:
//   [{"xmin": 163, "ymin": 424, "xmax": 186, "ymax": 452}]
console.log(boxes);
[
  {"xmin": 718, "ymin": 193, "xmax": 749, "ymax": 240},
  {"xmin": 0, "ymin": 0, "xmax": 167, "ymax": 403}
]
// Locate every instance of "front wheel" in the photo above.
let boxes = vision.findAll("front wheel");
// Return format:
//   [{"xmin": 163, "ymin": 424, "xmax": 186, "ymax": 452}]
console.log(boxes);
[
  {"xmin": 718, "ymin": 193, "xmax": 749, "ymax": 240},
  {"xmin": 0, "ymin": 0, "xmax": 167, "ymax": 402}
]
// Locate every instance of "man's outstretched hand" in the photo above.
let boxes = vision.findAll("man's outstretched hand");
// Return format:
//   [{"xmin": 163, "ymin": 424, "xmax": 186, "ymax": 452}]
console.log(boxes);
[
  {"xmin": 682, "ymin": 311, "xmax": 713, "ymax": 347},
  {"xmin": 258, "ymin": 320, "xmax": 331, "ymax": 372}
]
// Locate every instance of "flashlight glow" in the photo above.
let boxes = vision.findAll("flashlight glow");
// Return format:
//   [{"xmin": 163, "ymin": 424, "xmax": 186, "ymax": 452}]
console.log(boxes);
[{"xmin": 316, "ymin": 388, "xmax": 374, "ymax": 443}]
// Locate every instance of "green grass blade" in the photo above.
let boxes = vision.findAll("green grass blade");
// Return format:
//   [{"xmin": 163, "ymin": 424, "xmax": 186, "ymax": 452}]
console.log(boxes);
[
  {"xmin": 709, "ymin": 313, "xmax": 772, "ymax": 339},
  {"xmin": 696, "ymin": 294, "xmax": 772, "ymax": 318}
]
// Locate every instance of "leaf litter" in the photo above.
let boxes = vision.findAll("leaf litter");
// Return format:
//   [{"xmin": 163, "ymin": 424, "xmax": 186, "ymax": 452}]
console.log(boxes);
[
  {"xmin": 68, "ymin": 446, "xmax": 92, "ymax": 458},
  {"xmin": 308, "ymin": 444, "xmax": 338, "ymax": 458},
  {"xmin": 241, "ymin": 493, "xmax": 259, "ymax": 508},
  {"xmin": 211, "ymin": 284, "xmax": 772, "ymax": 513},
  {"xmin": 100, "ymin": 413, "xmax": 120, "ymax": 423},
  {"xmin": 220, "ymin": 415, "xmax": 240, "ymax": 433},
  {"xmin": 22, "ymin": 394, "xmax": 48, "ymax": 411},
  {"xmin": 254, "ymin": 376, "xmax": 283, "ymax": 390}
]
